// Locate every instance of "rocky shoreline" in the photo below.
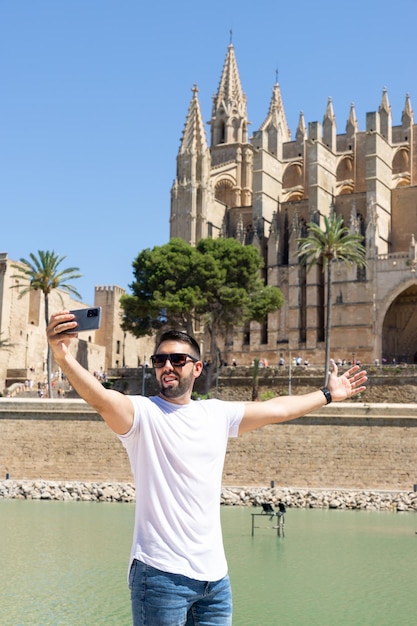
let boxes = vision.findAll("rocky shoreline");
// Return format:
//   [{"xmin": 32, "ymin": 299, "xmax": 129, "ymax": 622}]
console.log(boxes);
[{"xmin": 1, "ymin": 480, "xmax": 417, "ymax": 512}]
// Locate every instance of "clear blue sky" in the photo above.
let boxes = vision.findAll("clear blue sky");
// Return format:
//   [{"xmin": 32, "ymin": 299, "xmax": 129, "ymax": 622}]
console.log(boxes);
[{"xmin": 1, "ymin": 0, "xmax": 417, "ymax": 302}]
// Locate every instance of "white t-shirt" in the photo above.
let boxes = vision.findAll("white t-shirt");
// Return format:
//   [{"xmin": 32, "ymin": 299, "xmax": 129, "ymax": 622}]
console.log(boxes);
[{"xmin": 118, "ymin": 395, "xmax": 244, "ymax": 581}]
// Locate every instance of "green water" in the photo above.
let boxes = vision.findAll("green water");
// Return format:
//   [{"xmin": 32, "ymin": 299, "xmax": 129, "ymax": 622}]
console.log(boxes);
[
  {"xmin": 0, "ymin": 501, "xmax": 416, "ymax": 625},
  {"xmin": 224, "ymin": 507, "xmax": 417, "ymax": 625}
]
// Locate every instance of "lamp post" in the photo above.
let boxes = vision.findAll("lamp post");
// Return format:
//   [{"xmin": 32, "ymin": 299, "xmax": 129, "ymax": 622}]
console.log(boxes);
[{"xmin": 142, "ymin": 357, "xmax": 147, "ymax": 396}]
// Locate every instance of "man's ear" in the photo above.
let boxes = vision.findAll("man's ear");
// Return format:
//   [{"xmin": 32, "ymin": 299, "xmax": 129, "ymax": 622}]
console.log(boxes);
[{"xmin": 193, "ymin": 361, "xmax": 204, "ymax": 379}]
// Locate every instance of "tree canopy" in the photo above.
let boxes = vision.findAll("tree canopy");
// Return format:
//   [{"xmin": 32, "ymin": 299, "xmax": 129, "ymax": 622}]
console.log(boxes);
[
  {"xmin": 121, "ymin": 237, "xmax": 284, "ymax": 363},
  {"xmin": 297, "ymin": 214, "xmax": 367, "ymax": 272}
]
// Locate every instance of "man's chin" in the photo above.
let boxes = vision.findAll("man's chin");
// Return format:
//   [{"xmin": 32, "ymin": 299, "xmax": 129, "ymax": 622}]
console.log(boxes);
[{"xmin": 160, "ymin": 384, "xmax": 182, "ymax": 399}]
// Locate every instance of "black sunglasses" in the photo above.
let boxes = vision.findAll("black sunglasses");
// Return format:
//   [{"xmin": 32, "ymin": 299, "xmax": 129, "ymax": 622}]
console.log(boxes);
[{"xmin": 150, "ymin": 353, "xmax": 200, "ymax": 368}]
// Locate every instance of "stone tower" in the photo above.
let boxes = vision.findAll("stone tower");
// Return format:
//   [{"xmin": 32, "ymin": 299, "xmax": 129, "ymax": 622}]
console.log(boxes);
[{"xmin": 94, "ymin": 285, "xmax": 154, "ymax": 371}]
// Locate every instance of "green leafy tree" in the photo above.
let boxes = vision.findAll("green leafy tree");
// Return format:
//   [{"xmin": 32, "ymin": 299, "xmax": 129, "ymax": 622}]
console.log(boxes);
[
  {"xmin": 121, "ymin": 237, "xmax": 284, "ymax": 386},
  {"xmin": 297, "ymin": 213, "xmax": 367, "ymax": 385},
  {"xmin": 195, "ymin": 237, "xmax": 283, "ymax": 369},
  {"xmin": 10, "ymin": 251, "xmax": 82, "ymax": 398},
  {"xmin": 120, "ymin": 239, "xmax": 206, "ymax": 337}
]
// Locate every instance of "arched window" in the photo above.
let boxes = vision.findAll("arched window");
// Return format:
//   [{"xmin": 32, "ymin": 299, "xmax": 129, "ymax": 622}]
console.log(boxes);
[
  {"xmin": 283, "ymin": 163, "xmax": 303, "ymax": 189},
  {"xmin": 392, "ymin": 147, "xmax": 409, "ymax": 175},
  {"xmin": 392, "ymin": 148, "xmax": 410, "ymax": 187},
  {"xmin": 215, "ymin": 179, "xmax": 234, "ymax": 207}
]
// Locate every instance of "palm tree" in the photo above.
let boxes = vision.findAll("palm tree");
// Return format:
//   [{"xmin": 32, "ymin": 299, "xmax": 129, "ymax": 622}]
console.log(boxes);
[
  {"xmin": 297, "ymin": 213, "xmax": 367, "ymax": 386},
  {"xmin": 10, "ymin": 251, "xmax": 82, "ymax": 398}
]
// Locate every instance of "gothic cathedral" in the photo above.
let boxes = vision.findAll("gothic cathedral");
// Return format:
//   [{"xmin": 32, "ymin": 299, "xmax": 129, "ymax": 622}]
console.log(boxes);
[{"xmin": 170, "ymin": 43, "xmax": 417, "ymax": 366}]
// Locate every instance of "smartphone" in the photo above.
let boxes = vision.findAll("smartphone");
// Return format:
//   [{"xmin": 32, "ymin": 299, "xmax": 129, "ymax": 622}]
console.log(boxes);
[{"xmin": 64, "ymin": 307, "xmax": 102, "ymax": 333}]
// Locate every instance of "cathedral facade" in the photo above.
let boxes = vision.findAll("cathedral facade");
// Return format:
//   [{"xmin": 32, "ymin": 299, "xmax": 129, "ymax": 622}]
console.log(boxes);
[{"xmin": 170, "ymin": 43, "xmax": 417, "ymax": 367}]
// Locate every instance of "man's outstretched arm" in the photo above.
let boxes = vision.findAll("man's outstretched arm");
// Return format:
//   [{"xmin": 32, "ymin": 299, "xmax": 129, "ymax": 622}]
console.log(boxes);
[
  {"xmin": 47, "ymin": 311, "xmax": 134, "ymax": 435},
  {"xmin": 239, "ymin": 361, "xmax": 367, "ymax": 434}
]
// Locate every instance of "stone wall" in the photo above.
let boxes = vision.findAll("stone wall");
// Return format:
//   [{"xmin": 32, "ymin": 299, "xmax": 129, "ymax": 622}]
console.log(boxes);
[
  {"xmin": 0, "ymin": 399, "xmax": 130, "ymax": 482},
  {"xmin": 1, "ymin": 398, "xmax": 417, "ymax": 491},
  {"xmin": 107, "ymin": 364, "xmax": 417, "ymax": 403}
]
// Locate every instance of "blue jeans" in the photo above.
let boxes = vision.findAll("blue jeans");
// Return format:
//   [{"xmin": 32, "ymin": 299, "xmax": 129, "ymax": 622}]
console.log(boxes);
[{"xmin": 128, "ymin": 559, "xmax": 233, "ymax": 626}]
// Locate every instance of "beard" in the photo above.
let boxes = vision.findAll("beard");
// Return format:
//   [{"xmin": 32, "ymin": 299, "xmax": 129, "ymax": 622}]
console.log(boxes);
[{"xmin": 157, "ymin": 368, "xmax": 195, "ymax": 399}]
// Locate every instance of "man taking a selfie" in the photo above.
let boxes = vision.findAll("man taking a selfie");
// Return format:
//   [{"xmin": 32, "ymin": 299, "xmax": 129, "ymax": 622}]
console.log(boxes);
[{"xmin": 47, "ymin": 311, "xmax": 367, "ymax": 626}]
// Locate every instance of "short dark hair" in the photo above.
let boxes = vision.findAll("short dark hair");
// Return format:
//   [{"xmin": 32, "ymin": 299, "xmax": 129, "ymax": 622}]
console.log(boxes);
[{"xmin": 156, "ymin": 330, "xmax": 201, "ymax": 359}]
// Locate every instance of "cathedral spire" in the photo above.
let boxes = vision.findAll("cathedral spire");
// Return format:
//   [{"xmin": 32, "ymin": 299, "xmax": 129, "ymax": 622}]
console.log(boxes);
[
  {"xmin": 259, "ymin": 81, "xmax": 291, "ymax": 141},
  {"xmin": 403, "ymin": 93, "xmax": 413, "ymax": 118},
  {"xmin": 214, "ymin": 43, "xmax": 245, "ymax": 112},
  {"xmin": 346, "ymin": 102, "xmax": 358, "ymax": 133},
  {"xmin": 379, "ymin": 86, "xmax": 391, "ymax": 113},
  {"xmin": 210, "ymin": 43, "xmax": 248, "ymax": 146},
  {"xmin": 179, "ymin": 84, "xmax": 209, "ymax": 155},
  {"xmin": 323, "ymin": 97, "xmax": 336, "ymax": 149},
  {"xmin": 379, "ymin": 87, "xmax": 392, "ymax": 141},
  {"xmin": 324, "ymin": 96, "xmax": 335, "ymax": 122},
  {"xmin": 345, "ymin": 102, "xmax": 358, "ymax": 149},
  {"xmin": 171, "ymin": 85, "xmax": 212, "ymax": 245},
  {"xmin": 296, "ymin": 111, "xmax": 307, "ymax": 143},
  {"xmin": 402, "ymin": 93, "xmax": 414, "ymax": 127}
]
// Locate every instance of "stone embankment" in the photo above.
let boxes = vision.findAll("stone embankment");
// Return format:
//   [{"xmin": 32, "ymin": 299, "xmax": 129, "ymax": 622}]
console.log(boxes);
[
  {"xmin": 1, "ymin": 480, "xmax": 417, "ymax": 512},
  {"xmin": 2, "ymin": 399, "xmax": 417, "ymax": 490}
]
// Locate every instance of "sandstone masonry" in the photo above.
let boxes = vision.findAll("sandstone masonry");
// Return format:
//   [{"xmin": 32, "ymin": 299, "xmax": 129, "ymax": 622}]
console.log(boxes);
[{"xmin": 1, "ymin": 397, "xmax": 417, "ymax": 492}]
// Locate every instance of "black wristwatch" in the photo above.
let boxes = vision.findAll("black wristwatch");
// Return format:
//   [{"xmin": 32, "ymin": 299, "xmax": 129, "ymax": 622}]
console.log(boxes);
[{"xmin": 321, "ymin": 387, "xmax": 332, "ymax": 405}]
